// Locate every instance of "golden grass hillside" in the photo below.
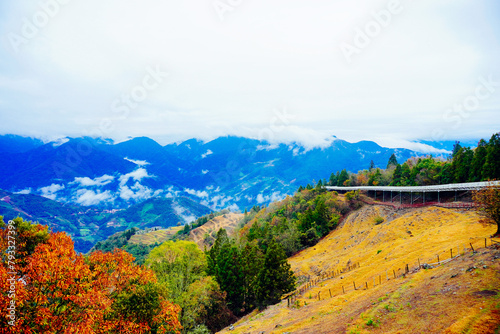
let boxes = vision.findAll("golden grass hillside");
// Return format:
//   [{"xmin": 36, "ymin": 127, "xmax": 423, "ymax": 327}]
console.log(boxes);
[
  {"xmin": 189, "ymin": 212, "xmax": 243, "ymax": 249},
  {"xmin": 128, "ymin": 226, "xmax": 183, "ymax": 245},
  {"xmin": 219, "ymin": 204, "xmax": 499, "ymax": 334}
]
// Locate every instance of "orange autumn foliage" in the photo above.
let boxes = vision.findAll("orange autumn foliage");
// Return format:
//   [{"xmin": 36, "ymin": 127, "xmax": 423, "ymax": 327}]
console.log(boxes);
[{"xmin": 0, "ymin": 218, "xmax": 182, "ymax": 334}]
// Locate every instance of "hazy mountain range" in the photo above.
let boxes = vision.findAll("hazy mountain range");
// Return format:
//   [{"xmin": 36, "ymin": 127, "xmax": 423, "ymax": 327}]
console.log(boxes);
[
  {"xmin": 0, "ymin": 133, "xmax": 445, "ymax": 252},
  {"xmin": 0, "ymin": 134, "xmax": 423, "ymax": 211}
]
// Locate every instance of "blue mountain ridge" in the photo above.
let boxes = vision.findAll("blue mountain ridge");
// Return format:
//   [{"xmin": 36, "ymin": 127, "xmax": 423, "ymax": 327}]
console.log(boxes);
[{"xmin": 0, "ymin": 134, "xmax": 422, "ymax": 211}]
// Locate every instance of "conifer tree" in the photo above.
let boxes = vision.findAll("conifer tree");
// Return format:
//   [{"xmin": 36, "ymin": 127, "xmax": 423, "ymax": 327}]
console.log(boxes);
[
  {"xmin": 387, "ymin": 153, "xmax": 398, "ymax": 168},
  {"xmin": 450, "ymin": 141, "xmax": 462, "ymax": 159},
  {"xmin": 329, "ymin": 172, "xmax": 337, "ymax": 186},
  {"xmin": 391, "ymin": 164, "xmax": 402, "ymax": 186},
  {"xmin": 483, "ymin": 133, "xmax": 500, "ymax": 180},
  {"xmin": 337, "ymin": 169, "xmax": 349, "ymax": 187},
  {"xmin": 241, "ymin": 242, "xmax": 263, "ymax": 310},
  {"xmin": 400, "ymin": 162, "xmax": 411, "ymax": 186},
  {"xmin": 215, "ymin": 242, "xmax": 244, "ymax": 315},
  {"xmin": 451, "ymin": 147, "xmax": 473, "ymax": 183},
  {"xmin": 206, "ymin": 228, "xmax": 229, "ymax": 276},
  {"xmin": 469, "ymin": 139, "xmax": 488, "ymax": 182},
  {"xmin": 256, "ymin": 239, "xmax": 296, "ymax": 308}
]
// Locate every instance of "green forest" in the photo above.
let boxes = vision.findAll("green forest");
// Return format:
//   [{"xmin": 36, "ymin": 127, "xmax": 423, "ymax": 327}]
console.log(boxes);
[{"xmin": 320, "ymin": 133, "xmax": 500, "ymax": 188}]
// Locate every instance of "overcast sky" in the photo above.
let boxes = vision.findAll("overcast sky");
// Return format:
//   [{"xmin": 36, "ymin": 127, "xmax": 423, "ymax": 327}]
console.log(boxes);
[{"xmin": 0, "ymin": 0, "xmax": 499, "ymax": 151}]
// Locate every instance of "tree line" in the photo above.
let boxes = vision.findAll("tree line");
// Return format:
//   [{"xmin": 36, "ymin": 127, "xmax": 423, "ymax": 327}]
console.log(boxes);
[{"xmin": 316, "ymin": 132, "xmax": 499, "ymax": 188}]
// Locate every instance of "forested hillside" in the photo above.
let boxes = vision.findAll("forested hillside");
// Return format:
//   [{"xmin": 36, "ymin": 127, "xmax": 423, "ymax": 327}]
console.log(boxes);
[{"xmin": 322, "ymin": 133, "xmax": 500, "ymax": 188}]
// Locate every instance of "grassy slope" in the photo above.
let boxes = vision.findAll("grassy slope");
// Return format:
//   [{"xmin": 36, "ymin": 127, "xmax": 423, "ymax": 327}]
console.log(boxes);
[
  {"xmin": 128, "ymin": 226, "xmax": 183, "ymax": 245},
  {"xmin": 189, "ymin": 212, "xmax": 244, "ymax": 249},
  {"xmin": 219, "ymin": 205, "xmax": 500, "ymax": 334},
  {"xmin": 127, "ymin": 212, "xmax": 243, "ymax": 248}
]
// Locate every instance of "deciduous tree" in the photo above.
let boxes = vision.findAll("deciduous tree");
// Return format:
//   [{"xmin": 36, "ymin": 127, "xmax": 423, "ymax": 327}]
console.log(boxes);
[{"xmin": 473, "ymin": 185, "xmax": 500, "ymax": 237}]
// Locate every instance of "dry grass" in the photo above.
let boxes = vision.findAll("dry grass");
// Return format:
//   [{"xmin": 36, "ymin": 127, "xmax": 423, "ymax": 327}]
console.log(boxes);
[
  {"xmin": 128, "ymin": 226, "xmax": 183, "ymax": 245},
  {"xmin": 218, "ymin": 204, "xmax": 500, "ymax": 334},
  {"xmin": 189, "ymin": 212, "xmax": 243, "ymax": 249}
]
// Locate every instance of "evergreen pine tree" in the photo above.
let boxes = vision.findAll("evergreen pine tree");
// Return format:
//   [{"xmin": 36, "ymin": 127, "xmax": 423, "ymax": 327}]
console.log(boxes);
[
  {"xmin": 256, "ymin": 239, "xmax": 296, "ymax": 308},
  {"xmin": 400, "ymin": 162, "xmax": 411, "ymax": 186},
  {"xmin": 469, "ymin": 139, "xmax": 487, "ymax": 182},
  {"xmin": 207, "ymin": 228, "xmax": 229, "ymax": 276},
  {"xmin": 215, "ymin": 242, "xmax": 245, "ymax": 315},
  {"xmin": 391, "ymin": 164, "xmax": 402, "ymax": 186},
  {"xmin": 241, "ymin": 242, "xmax": 263, "ymax": 310},
  {"xmin": 483, "ymin": 133, "xmax": 500, "ymax": 180},
  {"xmin": 329, "ymin": 172, "xmax": 337, "ymax": 186},
  {"xmin": 451, "ymin": 147, "xmax": 473, "ymax": 183},
  {"xmin": 450, "ymin": 141, "xmax": 462, "ymax": 159},
  {"xmin": 337, "ymin": 169, "xmax": 349, "ymax": 187},
  {"xmin": 387, "ymin": 153, "xmax": 398, "ymax": 169}
]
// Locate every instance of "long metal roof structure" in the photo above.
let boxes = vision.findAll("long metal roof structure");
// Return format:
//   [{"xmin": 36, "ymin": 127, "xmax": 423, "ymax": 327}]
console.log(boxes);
[{"xmin": 325, "ymin": 180, "xmax": 500, "ymax": 192}]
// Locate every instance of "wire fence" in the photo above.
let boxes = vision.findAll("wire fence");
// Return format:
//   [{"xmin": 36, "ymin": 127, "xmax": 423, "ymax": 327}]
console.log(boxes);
[{"xmin": 286, "ymin": 236, "xmax": 498, "ymax": 307}]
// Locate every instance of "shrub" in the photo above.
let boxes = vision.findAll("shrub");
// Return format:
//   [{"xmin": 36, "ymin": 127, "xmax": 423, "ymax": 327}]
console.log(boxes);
[{"xmin": 374, "ymin": 216, "xmax": 384, "ymax": 225}]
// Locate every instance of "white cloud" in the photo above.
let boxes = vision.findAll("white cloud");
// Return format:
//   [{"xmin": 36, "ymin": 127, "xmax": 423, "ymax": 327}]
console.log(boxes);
[
  {"xmin": 119, "ymin": 182, "xmax": 155, "ymax": 201},
  {"xmin": 39, "ymin": 184, "xmax": 65, "ymax": 200},
  {"xmin": 184, "ymin": 188, "xmax": 209, "ymax": 198},
  {"xmin": 73, "ymin": 175, "xmax": 114, "ymax": 187},
  {"xmin": 202, "ymin": 169, "xmax": 209, "ymax": 174},
  {"xmin": 256, "ymin": 192, "xmax": 285, "ymax": 204},
  {"xmin": 201, "ymin": 150, "xmax": 213, "ymax": 159},
  {"xmin": 226, "ymin": 203, "xmax": 239, "ymax": 212},
  {"xmin": 75, "ymin": 189, "xmax": 113, "ymax": 206},
  {"xmin": 1, "ymin": 1, "xmax": 498, "ymax": 146},
  {"xmin": 173, "ymin": 205, "xmax": 196, "ymax": 224},
  {"xmin": 119, "ymin": 168, "xmax": 152, "ymax": 186},
  {"xmin": 124, "ymin": 158, "xmax": 150, "ymax": 166},
  {"xmin": 15, "ymin": 188, "xmax": 31, "ymax": 195},
  {"xmin": 164, "ymin": 186, "xmax": 179, "ymax": 198},
  {"xmin": 373, "ymin": 137, "xmax": 451, "ymax": 154}
]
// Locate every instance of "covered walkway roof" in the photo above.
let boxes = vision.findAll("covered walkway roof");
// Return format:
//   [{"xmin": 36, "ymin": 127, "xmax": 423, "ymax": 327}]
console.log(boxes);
[{"xmin": 325, "ymin": 181, "xmax": 500, "ymax": 193}]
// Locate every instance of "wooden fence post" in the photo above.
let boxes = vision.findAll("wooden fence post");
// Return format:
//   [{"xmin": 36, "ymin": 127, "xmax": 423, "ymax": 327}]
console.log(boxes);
[
  {"xmin": 365, "ymin": 282, "xmax": 368, "ymax": 289},
  {"xmin": 342, "ymin": 286, "xmax": 345, "ymax": 294},
  {"xmin": 318, "ymin": 291, "xmax": 321, "ymax": 301},
  {"xmin": 450, "ymin": 248, "xmax": 453, "ymax": 259},
  {"xmin": 329, "ymin": 289, "xmax": 332, "ymax": 298},
  {"xmin": 353, "ymin": 282, "xmax": 356, "ymax": 290},
  {"xmin": 470, "ymin": 243, "xmax": 475, "ymax": 252},
  {"xmin": 393, "ymin": 270, "xmax": 396, "ymax": 278},
  {"xmin": 437, "ymin": 254, "xmax": 440, "ymax": 263}
]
